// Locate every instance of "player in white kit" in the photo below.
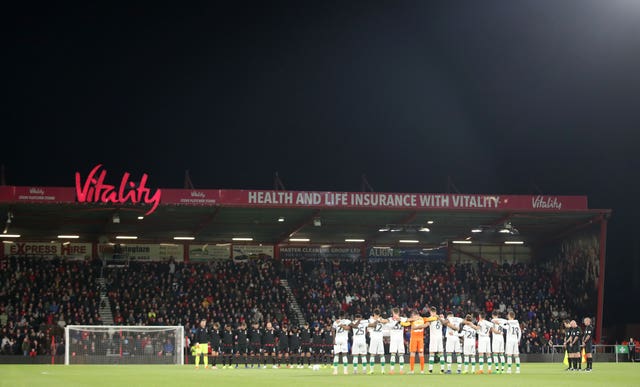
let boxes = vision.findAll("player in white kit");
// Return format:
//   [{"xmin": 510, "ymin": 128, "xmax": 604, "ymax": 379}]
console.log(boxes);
[
  {"xmin": 367, "ymin": 309, "xmax": 387, "ymax": 374},
  {"xmin": 444, "ymin": 311, "xmax": 463, "ymax": 374},
  {"xmin": 386, "ymin": 307, "xmax": 406, "ymax": 374},
  {"xmin": 460, "ymin": 314, "xmax": 478, "ymax": 374},
  {"xmin": 331, "ymin": 312, "xmax": 351, "ymax": 375},
  {"xmin": 350, "ymin": 314, "xmax": 369, "ymax": 374},
  {"xmin": 476, "ymin": 311, "xmax": 494, "ymax": 374},
  {"xmin": 502, "ymin": 310, "xmax": 521, "ymax": 374},
  {"xmin": 491, "ymin": 310, "xmax": 506, "ymax": 373},
  {"xmin": 426, "ymin": 307, "xmax": 446, "ymax": 374}
]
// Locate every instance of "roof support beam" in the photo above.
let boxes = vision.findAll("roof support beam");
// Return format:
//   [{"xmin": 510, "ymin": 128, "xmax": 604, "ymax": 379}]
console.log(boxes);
[
  {"xmin": 192, "ymin": 206, "xmax": 221, "ymax": 237},
  {"xmin": 274, "ymin": 209, "xmax": 320, "ymax": 245},
  {"xmin": 596, "ymin": 214, "xmax": 608, "ymax": 343}
]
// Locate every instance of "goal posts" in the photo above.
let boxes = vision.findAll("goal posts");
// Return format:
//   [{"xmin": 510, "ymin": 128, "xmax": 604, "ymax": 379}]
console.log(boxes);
[{"xmin": 64, "ymin": 325, "xmax": 184, "ymax": 365}]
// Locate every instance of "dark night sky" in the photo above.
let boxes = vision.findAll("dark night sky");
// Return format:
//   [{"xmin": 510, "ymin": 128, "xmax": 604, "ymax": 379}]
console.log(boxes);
[{"xmin": 4, "ymin": 1, "xmax": 640, "ymax": 326}]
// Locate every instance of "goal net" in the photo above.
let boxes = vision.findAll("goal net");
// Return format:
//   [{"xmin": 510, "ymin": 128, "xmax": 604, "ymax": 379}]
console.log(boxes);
[{"xmin": 64, "ymin": 325, "xmax": 184, "ymax": 365}]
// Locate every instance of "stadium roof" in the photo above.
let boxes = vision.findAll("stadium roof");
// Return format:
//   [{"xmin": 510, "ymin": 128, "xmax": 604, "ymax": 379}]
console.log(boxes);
[
  {"xmin": 0, "ymin": 190, "xmax": 610, "ymax": 248},
  {"xmin": 0, "ymin": 164, "xmax": 611, "ymax": 248}
]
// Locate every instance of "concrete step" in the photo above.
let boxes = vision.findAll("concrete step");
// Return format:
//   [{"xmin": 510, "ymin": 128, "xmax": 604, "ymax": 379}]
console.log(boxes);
[
  {"xmin": 279, "ymin": 280, "xmax": 307, "ymax": 326},
  {"xmin": 97, "ymin": 276, "xmax": 115, "ymax": 325}
]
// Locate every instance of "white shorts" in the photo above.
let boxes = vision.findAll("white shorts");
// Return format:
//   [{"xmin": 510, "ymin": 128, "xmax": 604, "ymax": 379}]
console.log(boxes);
[
  {"xmin": 446, "ymin": 337, "xmax": 462, "ymax": 353},
  {"xmin": 492, "ymin": 337, "xmax": 505, "ymax": 353},
  {"xmin": 505, "ymin": 340, "xmax": 519, "ymax": 356},
  {"xmin": 429, "ymin": 337, "xmax": 444, "ymax": 354},
  {"xmin": 369, "ymin": 339, "xmax": 385, "ymax": 355},
  {"xmin": 351, "ymin": 340, "xmax": 367, "ymax": 355},
  {"xmin": 477, "ymin": 337, "xmax": 491, "ymax": 354},
  {"xmin": 463, "ymin": 341, "xmax": 476, "ymax": 356},
  {"xmin": 333, "ymin": 338, "xmax": 348, "ymax": 354},
  {"xmin": 389, "ymin": 337, "xmax": 405, "ymax": 354}
]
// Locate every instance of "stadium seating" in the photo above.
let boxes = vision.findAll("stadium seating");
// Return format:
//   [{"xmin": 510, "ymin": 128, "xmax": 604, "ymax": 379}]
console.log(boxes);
[
  {"xmin": 103, "ymin": 259, "xmax": 291, "ymax": 332},
  {"xmin": 0, "ymin": 256, "xmax": 102, "ymax": 355},
  {"xmin": 0, "ymin": 255, "xmax": 594, "ymax": 355},
  {"xmin": 285, "ymin": 260, "xmax": 589, "ymax": 353}
]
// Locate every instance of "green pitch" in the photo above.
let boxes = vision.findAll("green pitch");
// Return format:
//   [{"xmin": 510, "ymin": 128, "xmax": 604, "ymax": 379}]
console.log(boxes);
[{"xmin": 1, "ymin": 363, "xmax": 638, "ymax": 387}]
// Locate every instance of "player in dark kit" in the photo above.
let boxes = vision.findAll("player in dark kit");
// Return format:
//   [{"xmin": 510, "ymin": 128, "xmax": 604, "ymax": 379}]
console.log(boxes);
[
  {"xmin": 311, "ymin": 324, "xmax": 325, "ymax": 366},
  {"xmin": 262, "ymin": 322, "xmax": 277, "ymax": 368},
  {"xmin": 210, "ymin": 322, "xmax": 222, "ymax": 369},
  {"xmin": 299, "ymin": 322, "xmax": 312, "ymax": 367},
  {"xmin": 248, "ymin": 321, "xmax": 262, "ymax": 368},
  {"xmin": 235, "ymin": 322, "xmax": 250, "ymax": 368},
  {"xmin": 582, "ymin": 317, "xmax": 594, "ymax": 371},
  {"xmin": 276, "ymin": 324, "xmax": 290, "ymax": 368},
  {"xmin": 323, "ymin": 324, "xmax": 335, "ymax": 367},
  {"xmin": 289, "ymin": 326, "xmax": 302, "ymax": 368},
  {"xmin": 221, "ymin": 324, "xmax": 235, "ymax": 368}
]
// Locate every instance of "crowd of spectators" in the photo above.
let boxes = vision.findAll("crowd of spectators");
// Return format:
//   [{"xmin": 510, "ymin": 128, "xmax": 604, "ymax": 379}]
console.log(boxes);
[
  {"xmin": 104, "ymin": 258, "xmax": 291, "ymax": 339},
  {"xmin": 1, "ymin": 254, "xmax": 597, "ymax": 356},
  {"xmin": 285, "ymin": 259, "xmax": 594, "ymax": 354},
  {"xmin": 0, "ymin": 256, "xmax": 102, "ymax": 356}
]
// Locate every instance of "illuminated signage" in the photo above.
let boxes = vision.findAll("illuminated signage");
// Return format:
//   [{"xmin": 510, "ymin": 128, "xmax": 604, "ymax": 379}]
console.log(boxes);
[{"xmin": 75, "ymin": 164, "xmax": 161, "ymax": 215}]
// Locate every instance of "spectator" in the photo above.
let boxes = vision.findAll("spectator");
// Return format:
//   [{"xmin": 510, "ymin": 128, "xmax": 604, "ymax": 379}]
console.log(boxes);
[
  {"xmin": 163, "ymin": 338, "xmax": 175, "ymax": 355},
  {"xmin": 22, "ymin": 337, "xmax": 30, "ymax": 356},
  {"xmin": 0, "ymin": 254, "xmax": 599, "ymax": 356},
  {"xmin": 57, "ymin": 315, "xmax": 67, "ymax": 329}
]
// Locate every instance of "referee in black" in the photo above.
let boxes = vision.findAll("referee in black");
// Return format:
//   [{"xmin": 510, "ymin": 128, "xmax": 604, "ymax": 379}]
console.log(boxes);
[
  {"xmin": 582, "ymin": 317, "xmax": 594, "ymax": 372},
  {"xmin": 563, "ymin": 319, "xmax": 573, "ymax": 371},
  {"xmin": 570, "ymin": 320, "xmax": 582, "ymax": 371}
]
